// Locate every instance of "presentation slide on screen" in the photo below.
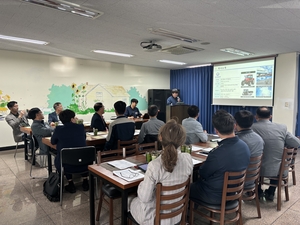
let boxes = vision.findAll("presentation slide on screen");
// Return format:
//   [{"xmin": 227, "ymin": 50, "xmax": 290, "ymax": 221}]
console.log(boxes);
[{"xmin": 213, "ymin": 59, "xmax": 275, "ymax": 106}]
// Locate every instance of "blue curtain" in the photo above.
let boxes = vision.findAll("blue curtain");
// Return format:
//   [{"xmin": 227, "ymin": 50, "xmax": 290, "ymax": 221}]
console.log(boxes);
[
  {"xmin": 296, "ymin": 56, "xmax": 300, "ymax": 136},
  {"xmin": 170, "ymin": 66, "xmax": 271, "ymax": 133}
]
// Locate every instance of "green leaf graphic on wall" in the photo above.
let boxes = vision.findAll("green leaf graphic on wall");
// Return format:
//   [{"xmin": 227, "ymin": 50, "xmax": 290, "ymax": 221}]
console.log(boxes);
[
  {"xmin": 127, "ymin": 87, "xmax": 148, "ymax": 110},
  {"xmin": 47, "ymin": 83, "xmax": 94, "ymax": 114},
  {"xmin": 47, "ymin": 84, "xmax": 73, "ymax": 110},
  {"xmin": 0, "ymin": 90, "xmax": 10, "ymax": 111}
]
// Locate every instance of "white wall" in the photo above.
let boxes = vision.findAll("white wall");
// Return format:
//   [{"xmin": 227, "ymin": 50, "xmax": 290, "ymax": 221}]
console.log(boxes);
[
  {"xmin": 272, "ymin": 52, "xmax": 299, "ymax": 133},
  {"xmin": 0, "ymin": 50, "xmax": 170, "ymax": 148}
]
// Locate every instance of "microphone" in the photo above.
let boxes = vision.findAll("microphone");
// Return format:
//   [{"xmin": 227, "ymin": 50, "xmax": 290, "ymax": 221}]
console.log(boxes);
[{"xmin": 177, "ymin": 96, "xmax": 180, "ymax": 102}]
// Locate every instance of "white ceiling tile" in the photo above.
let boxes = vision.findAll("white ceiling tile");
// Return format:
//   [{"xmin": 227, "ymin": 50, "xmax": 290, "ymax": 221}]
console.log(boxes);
[{"xmin": 0, "ymin": 0, "xmax": 300, "ymax": 69}]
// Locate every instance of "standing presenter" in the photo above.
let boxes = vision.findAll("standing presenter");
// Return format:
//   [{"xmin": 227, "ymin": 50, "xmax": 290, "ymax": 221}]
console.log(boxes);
[{"xmin": 167, "ymin": 89, "xmax": 181, "ymax": 105}]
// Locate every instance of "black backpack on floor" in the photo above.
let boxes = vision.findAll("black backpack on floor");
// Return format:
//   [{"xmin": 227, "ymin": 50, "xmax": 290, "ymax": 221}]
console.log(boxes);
[{"xmin": 43, "ymin": 172, "xmax": 60, "ymax": 202}]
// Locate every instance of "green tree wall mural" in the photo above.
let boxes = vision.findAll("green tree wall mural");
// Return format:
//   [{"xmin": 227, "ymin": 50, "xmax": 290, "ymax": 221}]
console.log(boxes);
[
  {"xmin": 47, "ymin": 84, "xmax": 148, "ymax": 114},
  {"xmin": 127, "ymin": 87, "xmax": 148, "ymax": 110}
]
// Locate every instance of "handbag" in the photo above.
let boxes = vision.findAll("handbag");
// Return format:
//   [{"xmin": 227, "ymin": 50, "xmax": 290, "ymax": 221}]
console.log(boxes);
[{"xmin": 43, "ymin": 172, "xmax": 60, "ymax": 202}]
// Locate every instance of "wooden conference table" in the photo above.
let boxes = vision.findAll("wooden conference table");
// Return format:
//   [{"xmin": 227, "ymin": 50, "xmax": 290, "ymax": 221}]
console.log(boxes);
[
  {"xmin": 20, "ymin": 123, "xmax": 92, "ymax": 161},
  {"xmin": 42, "ymin": 130, "xmax": 141, "ymax": 175},
  {"xmin": 19, "ymin": 118, "xmax": 147, "ymax": 161},
  {"xmin": 88, "ymin": 135, "xmax": 218, "ymax": 225}
]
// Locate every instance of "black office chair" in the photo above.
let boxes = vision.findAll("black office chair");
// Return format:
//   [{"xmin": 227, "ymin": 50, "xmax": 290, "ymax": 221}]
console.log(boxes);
[
  {"xmin": 60, "ymin": 146, "xmax": 96, "ymax": 206},
  {"xmin": 30, "ymin": 135, "xmax": 48, "ymax": 179}
]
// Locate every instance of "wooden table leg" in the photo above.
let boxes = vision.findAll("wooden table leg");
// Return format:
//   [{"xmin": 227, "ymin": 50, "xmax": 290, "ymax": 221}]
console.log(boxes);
[
  {"xmin": 89, "ymin": 172, "xmax": 95, "ymax": 225},
  {"xmin": 121, "ymin": 190, "xmax": 129, "ymax": 225}
]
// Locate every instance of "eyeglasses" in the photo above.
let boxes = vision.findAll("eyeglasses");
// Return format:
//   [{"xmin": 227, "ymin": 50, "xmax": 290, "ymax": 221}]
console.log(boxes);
[{"xmin": 120, "ymin": 170, "xmax": 139, "ymax": 179}]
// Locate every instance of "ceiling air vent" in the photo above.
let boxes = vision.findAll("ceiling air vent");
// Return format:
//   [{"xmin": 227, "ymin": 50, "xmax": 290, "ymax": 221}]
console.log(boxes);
[
  {"xmin": 161, "ymin": 45, "xmax": 204, "ymax": 55},
  {"xmin": 149, "ymin": 28, "xmax": 199, "ymax": 43}
]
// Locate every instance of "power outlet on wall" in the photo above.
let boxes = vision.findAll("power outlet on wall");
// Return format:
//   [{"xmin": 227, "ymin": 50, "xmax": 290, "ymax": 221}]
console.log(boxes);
[{"xmin": 284, "ymin": 102, "xmax": 289, "ymax": 108}]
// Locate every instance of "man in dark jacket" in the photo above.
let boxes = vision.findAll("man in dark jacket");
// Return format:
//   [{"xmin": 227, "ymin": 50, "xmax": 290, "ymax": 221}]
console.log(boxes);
[
  {"xmin": 190, "ymin": 110, "xmax": 250, "ymax": 204},
  {"xmin": 104, "ymin": 101, "xmax": 135, "ymax": 150},
  {"xmin": 91, "ymin": 102, "xmax": 108, "ymax": 131},
  {"xmin": 51, "ymin": 109, "xmax": 88, "ymax": 193},
  {"xmin": 28, "ymin": 108, "xmax": 53, "ymax": 155},
  {"xmin": 48, "ymin": 102, "xmax": 63, "ymax": 125}
]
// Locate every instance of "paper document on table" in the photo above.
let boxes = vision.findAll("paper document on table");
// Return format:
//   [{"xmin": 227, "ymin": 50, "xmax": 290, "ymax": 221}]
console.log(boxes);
[
  {"xmin": 134, "ymin": 130, "xmax": 140, "ymax": 135},
  {"xmin": 210, "ymin": 138, "xmax": 222, "ymax": 142},
  {"xmin": 100, "ymin": 134, "xmax": 108, "ymax": 138},
  {"xmin": 91, "ymin": 135, "xmax": 105, "ymax": 140},
  {"xmin": 202, "ymin": 148, "xmax": 213, "ymax": 153},
  {"xmin": 191, "ymin": 145, "xmax": 203, "ymax": 151},
  {"xmin": 108, "ymin": 159, "xmax": 136, "ymax": 169},
  {"xmin": 113, "ymin": 169, "xmax": 144, "ymax": 182},
  {"xmin": 192, "ymin": 159, "xmax": 202, "ymax": 165}
]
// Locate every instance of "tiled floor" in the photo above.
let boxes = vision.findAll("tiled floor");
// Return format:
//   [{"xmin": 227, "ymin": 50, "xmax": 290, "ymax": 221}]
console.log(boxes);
[{"xmin": 0, "ymin": 148, "xmax": 300, "ymax": 225}]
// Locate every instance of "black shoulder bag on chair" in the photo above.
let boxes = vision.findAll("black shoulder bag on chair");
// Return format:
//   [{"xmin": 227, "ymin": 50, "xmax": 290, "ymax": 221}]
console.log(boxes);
[{"xmin": 43, "ymin": 172, "xmax": 60, "ymax": 202}]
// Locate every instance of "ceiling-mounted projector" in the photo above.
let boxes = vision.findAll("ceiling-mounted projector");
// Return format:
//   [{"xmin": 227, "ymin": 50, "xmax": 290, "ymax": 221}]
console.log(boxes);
[{"xmin": 140, "ymin": 41, "xmax": 162, "ymax": 52}]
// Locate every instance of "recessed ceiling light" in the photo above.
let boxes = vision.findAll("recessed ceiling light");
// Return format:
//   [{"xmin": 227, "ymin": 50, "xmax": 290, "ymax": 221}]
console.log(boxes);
[
  {"xmin": 92, "ymin": 50, "xmax": 134, "ymax": 57},
  {"xmin": 21, "ymin": 0, "xmax": 103, "ymax": 19},
  {"xmin": 0, "ymin": 34, "xmax": 49, "ymax": 45},
  {"xmin": 187, "ymin": 64, "xmax": 211, "ymax": 68},
  {"xmin": 158, "ymin": 60, "xmax": 186, "ymax": 65},
  {"xmin": 220, "ymin": 48, "xmax": 254, "ymax": 56}
]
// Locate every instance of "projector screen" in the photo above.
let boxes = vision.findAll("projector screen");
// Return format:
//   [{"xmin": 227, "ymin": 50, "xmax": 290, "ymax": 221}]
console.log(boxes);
[{"xmin": 212, "ymin": 58, "xmax": 275, "ymax": 106}]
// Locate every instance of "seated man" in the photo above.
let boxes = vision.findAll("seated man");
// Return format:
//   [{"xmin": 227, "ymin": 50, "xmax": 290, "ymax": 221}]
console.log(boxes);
[
  {"xmin": 5, "ymin": 101, "xmax": 30, "ymax": 143},
  {"xmin": 104, "ymin": 101, "xmax": 135, "ymax": 150},
  {"xmin": 51, "ymin": 109, "xmax": 89, "ymax": 193},
  {"xmin": 28, "ymin": 108, "xmax": 54, "ymax": 155},
  {"xmin": 48, "ymin": 102, "xmax": 63, "ymax": 125},
  {"xmin": 138, "ymin": 105, "xmax": 165, "ymax": 144},
  {"xmin": 166, "ymin": 89, "xmax": 181, "ymax": 105},
  {"xmin": 190, "ymin": 110, "xmax": 250, "ymax": 205},
  {"xmin": 124, "ymin": 98, "xmax": 142, "ymax": 118},
  {"xmin": 91, "ymin": 102, "xmax": 108, "ymax": 131},
  {"xmin": 234, "ymin": 110, "xmax": 264, "ymax": 190},
  {"xmin": 252, "ymin": 106, "xmax": 300, "ymax": 200},
  {"xmin": 182, "ymin": 105, "xmax": 208, "ymax": 144}
]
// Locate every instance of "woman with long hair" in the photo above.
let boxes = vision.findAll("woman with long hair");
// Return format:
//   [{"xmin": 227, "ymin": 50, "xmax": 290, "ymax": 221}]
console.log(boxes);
[{"xmin": 129, "ymin": 119, "xmax": 193, "ymax": 225}]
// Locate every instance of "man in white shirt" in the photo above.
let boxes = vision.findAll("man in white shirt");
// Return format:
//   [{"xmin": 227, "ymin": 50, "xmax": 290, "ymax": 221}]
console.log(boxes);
[{"xmin": 182, "ymin": 105, "xmax": 208, "ymax": 144}]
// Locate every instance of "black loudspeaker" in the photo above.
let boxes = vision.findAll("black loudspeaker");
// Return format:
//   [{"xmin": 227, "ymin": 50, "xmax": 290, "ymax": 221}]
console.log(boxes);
[{"xmin": 148, "ymin": 89, "xmax": 172, "ymax": 122}]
